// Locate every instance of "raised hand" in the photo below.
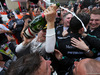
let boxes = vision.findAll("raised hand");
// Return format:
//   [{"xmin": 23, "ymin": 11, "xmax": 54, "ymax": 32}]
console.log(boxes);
[
  {"xmin": 22, "ymin": 35, "xmax": 34, "ymax": 46},
  {"xmin": 62, "ymin": 30, "xmax": 68, "ymax": 37},
  {"xmin": 54, "ymin": 49, "xmax": 63, "ymax": 60},
  {"xmin": 13, "ymin": 22, "xmax": 17, "ymax": 29}
]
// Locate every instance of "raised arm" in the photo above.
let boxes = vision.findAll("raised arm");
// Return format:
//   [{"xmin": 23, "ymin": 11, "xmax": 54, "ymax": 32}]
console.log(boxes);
[
  {"xmin": 44, "ymin": 4, "xmax": 57, "ymax": 53},
  {"xmin": 15, "ymin": 35, "xmax": 34, "ymax": 53}
]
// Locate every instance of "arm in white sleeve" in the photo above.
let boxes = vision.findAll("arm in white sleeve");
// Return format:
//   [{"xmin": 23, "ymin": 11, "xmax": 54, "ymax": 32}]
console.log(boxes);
[
  {"xmin": 46, "ymin": 28, "xmax": 56, "ymax": 53},
  {"xmin": 0, "ymin": 24, "xmax": 9, "ymax": 31},
  {"xmin": 15, "ymin": 42, "xmax": 30, "ymax": 53}
]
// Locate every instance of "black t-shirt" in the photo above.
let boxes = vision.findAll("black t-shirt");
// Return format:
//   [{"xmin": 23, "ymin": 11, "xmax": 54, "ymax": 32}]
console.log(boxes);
[
  {"xmin": 8, "ymin": 19, "xmax": 24, "ymax": 43},
  {"xmin": 87, "ymin": 26, "xmax": 100, "ymax": 38},
  {"xmin": 56, "ymin": 26, "xmax": 89, "ymax": 58},
  {"xmin": 56, "ymin": 33, "xmax": 88, "ymax": 58},
  {"xmin": 54, "ymin": 32, "xmax": 89, "ymax": 75}
]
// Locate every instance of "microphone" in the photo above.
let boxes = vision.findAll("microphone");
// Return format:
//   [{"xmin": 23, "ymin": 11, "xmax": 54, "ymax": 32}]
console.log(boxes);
[{"xmin": 29, "ymin": 0, "xmax": 39, "ymax": 4}]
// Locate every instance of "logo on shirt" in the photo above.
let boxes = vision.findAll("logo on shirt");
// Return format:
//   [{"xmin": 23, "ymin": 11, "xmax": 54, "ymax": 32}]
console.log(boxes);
[{"xmin": 57, "ymin": 31, "xmax": 61, "ymax": 35}]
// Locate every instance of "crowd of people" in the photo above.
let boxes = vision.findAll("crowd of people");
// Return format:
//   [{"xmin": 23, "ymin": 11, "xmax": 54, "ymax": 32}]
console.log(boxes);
[{"xmin": 0, "ymin": 0, "xmax": 100, "ymax": 75}]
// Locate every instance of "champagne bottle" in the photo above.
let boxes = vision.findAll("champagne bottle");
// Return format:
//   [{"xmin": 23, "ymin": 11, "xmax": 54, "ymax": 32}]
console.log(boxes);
[{"xmin": 24, "ymin": 2, "xmax": 60, "ymax": 38}]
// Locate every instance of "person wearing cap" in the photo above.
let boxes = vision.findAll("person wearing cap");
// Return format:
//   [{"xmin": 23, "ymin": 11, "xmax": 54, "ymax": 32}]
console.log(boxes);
[
  {"xmin": 6, "ymin": 10, "xmax": 12, "ymax": 28},
  {"xmin": 8, "ymin": 13, "xmax": 24, "ymax": 44},
  {"xmin": 15, "ymin": 4, "xmax": 57, "ymax": 59},
  {"xmin": 16, "ymin": 29, "xmax": 47, "ymax": 58}
]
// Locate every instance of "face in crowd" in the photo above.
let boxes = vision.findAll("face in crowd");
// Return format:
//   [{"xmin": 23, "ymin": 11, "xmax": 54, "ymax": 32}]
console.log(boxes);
[
  {"xmin": 73, "ymin": 59, "xmax": 87, "ymax": 75},
  {"xmin": 73, "ymin": 58, "xmax": 100, "ymax": 75},
  {"xmin": 34, "ymin": 8, "xmax": 41, "ymax": 16},
  {"xmin": 63, "ymin": 13, "xmax": 73, "ymax": 27},
  {"xmin": 6, "ymin": 53, "xmax": 52, "ymax": 75},
  {"xmin": 89, "ymin": 13, "xmax": 100, "ymax": 30},
  {"xmin": 61, "ymin": 8, "xmax": 68, "ymax": 16},
  {"xmin": 35, "ymin": 57, "xmax": 52, "ymax": 75},
  {"xmin": 11, "ymin": 16, "xmax": 15, "ymax": 20},
  {"xmin": 37, "ymin": 30, "xmax": 46, "ymax": 42}
]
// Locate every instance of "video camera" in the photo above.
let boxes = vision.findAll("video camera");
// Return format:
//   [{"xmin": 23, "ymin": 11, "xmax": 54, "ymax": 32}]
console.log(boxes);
[{"xmin": 55, "ymin": 9, "xmax": 61, "ymax": 24}]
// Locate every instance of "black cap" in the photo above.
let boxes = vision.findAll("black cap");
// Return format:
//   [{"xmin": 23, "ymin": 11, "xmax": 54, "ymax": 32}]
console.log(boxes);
[{"xmin": 9, "ymin": 13, "xmax": 15, "ymax": 18}]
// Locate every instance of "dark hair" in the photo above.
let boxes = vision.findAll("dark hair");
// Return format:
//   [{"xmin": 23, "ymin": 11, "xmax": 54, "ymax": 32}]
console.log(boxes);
[
  {"xmin": 15, "ymin": 10, "xmax": 20, "ymax": 15},
  {"xmin": 7, "ymin": 14, "xmax": 11, "ymax": 19},
  {"xmin": 8, "ymin": 13, "xmax": 15, "ymax": 19},
  {"xmin": 63, "ymin": 12, "xmax": 72, "ymax": 18},
  {"xmin": 22, "ymin": 15, "xmax": 32, "ymax": 21},
  {"xmin": 90, "ymin": 9, "xmax": 100, "ymax": 15},
  {"xmin": 69, "ymin": 13, "xmax": 90, "ymax": 33},
  {"xmin": 6, "ymin": 52, "xmax": 42, "ymax": 75}
]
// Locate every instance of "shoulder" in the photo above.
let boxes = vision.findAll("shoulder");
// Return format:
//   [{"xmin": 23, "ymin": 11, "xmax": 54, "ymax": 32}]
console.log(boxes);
[
  {"xmin": 8, "ymin": 20, "xmax": 13, "ymax": 24},
  {"xmin": 56, "ymin": 25, "xmax": 63, "ymax": 30},
  {"xmin": 16, "ymin": 19, "xmax": 24, "ymax": 23},
  {"xmin": 93, "ymin": 26, "xmax": 100, "ymax": 32}
]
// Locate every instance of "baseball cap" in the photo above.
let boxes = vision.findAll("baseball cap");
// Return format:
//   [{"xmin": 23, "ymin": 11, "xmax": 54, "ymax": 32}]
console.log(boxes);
[{"xmin": 9, "ymin": 13, "xmax": 15, "ymax": 18}]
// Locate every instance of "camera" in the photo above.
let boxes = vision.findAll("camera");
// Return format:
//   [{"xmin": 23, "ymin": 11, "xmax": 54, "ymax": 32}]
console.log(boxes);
[
  {"xmin": 57, "ymin": 9, "xmax": 61, "ymax": 17},
  {"xmin": 56, "ymin": 9, "xmax": 61, "ymax": 23},
  {"xmin": 55, "ymin": 9, "xmax": 62, "ymax": 27},
  {"xmin": 56, "ymin": 17, "xmax": 61, "ymax": 24}
]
